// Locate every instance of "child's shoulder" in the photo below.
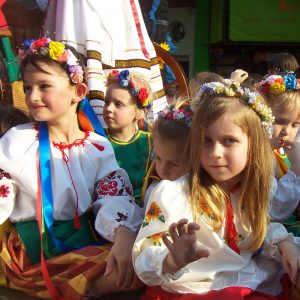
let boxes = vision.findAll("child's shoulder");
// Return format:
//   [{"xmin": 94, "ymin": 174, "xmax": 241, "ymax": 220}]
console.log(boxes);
[{"xmin": 1, "ymin": 122, "xmax": 36, "ymax": 144}]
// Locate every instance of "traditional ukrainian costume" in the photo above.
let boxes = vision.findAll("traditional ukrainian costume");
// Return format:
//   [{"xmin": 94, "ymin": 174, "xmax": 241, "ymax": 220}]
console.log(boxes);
[
  {"xmin": 270, "ymin": 147, "xmax": 300, "ymax": 237},
  {"xmin": 105, "ymin": 129, "xmax": 152, "ymax": 207},
  {"xmin": 0, "ymin": 123, "xmax": 143, "ymax": 299},
  {"xmin": 133, "ymin": 175, "xmax": 292, "ymax": 299},
  {"xmin": 44, "ymin": 0, "xmax": 168, "ymax": 126}
]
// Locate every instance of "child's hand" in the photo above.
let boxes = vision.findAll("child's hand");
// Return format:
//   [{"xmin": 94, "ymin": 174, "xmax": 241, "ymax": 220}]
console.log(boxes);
[
  {"xmin": 105, "ymin": 226, "xmax": 139, "ymax": 288},
  {"xmin": 162, "ymin": 218, "xmax": 209, "ymax": 274},
  {"xmin": 230, "ymin": 69, "xmax": 248, "ymax": 83},
  {"xmin": 278, "ymin": 240, "xmax": 300, "ymax": 284}
]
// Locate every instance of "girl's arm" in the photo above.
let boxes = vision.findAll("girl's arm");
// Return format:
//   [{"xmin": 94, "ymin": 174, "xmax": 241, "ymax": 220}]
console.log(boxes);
[
  {"xmin": 270, "ymin": 172, "xmax": 300, "ymax": 221},
  {"xmin": 92, "ymin": 168, "xmax": 143, "ymax": 288}
]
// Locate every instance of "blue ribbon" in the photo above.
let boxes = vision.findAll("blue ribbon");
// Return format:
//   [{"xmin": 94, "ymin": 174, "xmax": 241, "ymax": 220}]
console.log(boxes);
[
  {"xmin": 38, "ymin": 122, "xmax": 108, "ymax": 252},
  {"xmin": 149, "ymin": 0, "xmax": 161, "ymax": 36},
  {"xmin": 80, "ymin": 97, "xmax": 106, "ymax": 138}
]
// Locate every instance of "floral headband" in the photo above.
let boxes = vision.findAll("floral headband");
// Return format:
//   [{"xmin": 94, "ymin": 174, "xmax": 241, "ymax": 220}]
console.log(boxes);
[
  {"xmin": 107, "ymin": 69, "xmax": 151, "ymax": 109},
  {"xmin": 157, "ymin": 105, "xmax": 193, "ymax": 127},
  {"xmin": 255, "ymin": 74, "xmax": 300, "ymax": 94},
  {"xmin": 197, "ymin": 80, "xmax": 275, "ymax": 137},
  {"xmin": 18, "ymin": 37, "xmax": 84, "ymax": 84}
]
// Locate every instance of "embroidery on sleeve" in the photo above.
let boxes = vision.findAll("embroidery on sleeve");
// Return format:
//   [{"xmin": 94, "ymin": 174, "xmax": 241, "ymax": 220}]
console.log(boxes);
[
  {"xmin": 142, "ymin": 201, "xmax": 165, "ymax": 227},
  {"xmin": 0, "ymin": 185, "xmax": 10, "ymax": 198},
  {"xmin": 96, "ymin": 171, "xmax": 133, "ymax": 199}
]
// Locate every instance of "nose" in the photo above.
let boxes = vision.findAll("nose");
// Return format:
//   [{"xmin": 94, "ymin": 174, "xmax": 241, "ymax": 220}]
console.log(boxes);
[
  {"xmin": 25, "ymin": 87, "xmax": 40, "ymax": 103},
  {"xmin": 210, "ymin": 142, "xmax": 223, "ymax": 158},
  {"xmin": 104, "ymin": 101, "xmax": 113, "ymax": 113},
  {"xmin": 156, "ymin": 160, "xmax": 169, "ymax": 179},
  {"xmin": 279, "ymin": 125, "xmax": 291, "ymax": 138}
]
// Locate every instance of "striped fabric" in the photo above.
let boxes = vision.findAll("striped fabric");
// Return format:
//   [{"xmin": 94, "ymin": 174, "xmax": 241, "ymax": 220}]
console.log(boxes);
[{"xmin": 0, "ymin": 228, "xmax": 112, "ymax": 299}]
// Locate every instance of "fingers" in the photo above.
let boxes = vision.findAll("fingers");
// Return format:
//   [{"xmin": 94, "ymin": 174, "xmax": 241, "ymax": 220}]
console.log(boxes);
[
  {"xmin": 196, "ymin": 248, "xmax": 209, "ymax": 260},
  {"xmin": 187, "ymin": 223, "xmax": 200, "ymax": 235},
  {"xmin": 104, "ymin": 253, "xmax": 115, "ymax": 276},
  {"xmin": 119, "ymin": 262, "xmax": 134, "ymax": 288}
]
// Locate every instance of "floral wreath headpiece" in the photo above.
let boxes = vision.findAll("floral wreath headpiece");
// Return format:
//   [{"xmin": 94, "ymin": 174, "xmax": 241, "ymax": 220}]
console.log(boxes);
[
  {"xmin": 107, "ymin": 69, "xmax": 151, "ymax": 109},
  {"xmin": 255, "ymin": 74, "xmax": 300, "ymax": 94},
  {"xmin": 197, "ymin": 79, "xmax": 275, "ymax": 137},
  {"xmin": 157, "ymin": 104, "xmax": 193, "ymax": 127},
  {"xmin": 18, "ymin": 37, "xmax": 84, "ymax": 84}
]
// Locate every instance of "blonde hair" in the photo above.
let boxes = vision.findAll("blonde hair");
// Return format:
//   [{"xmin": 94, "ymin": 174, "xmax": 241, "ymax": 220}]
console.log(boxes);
[
  {"xmin": 263, "ymin": 90, "xmax": 300, "ymax": 117},
  {"xmin": 106, "ymin": 70, "xmax": 153, "ymax": 108},
  {"xmin": 188, "ymin": 94, "xmax": 274, "ymax": 251},
  {"xmin": 152, "ymin": 97, "xmax": 191, "ymax": 143}
]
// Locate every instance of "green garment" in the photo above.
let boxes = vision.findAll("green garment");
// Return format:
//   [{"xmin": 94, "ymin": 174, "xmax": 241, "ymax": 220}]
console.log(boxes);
[
  {"xmin": 15, "ymin": 211, "xmax": 107, "ymax": 264},
  {"xmin": 106, "ymin": 129, "xmax": 152, "ymax": 206}
]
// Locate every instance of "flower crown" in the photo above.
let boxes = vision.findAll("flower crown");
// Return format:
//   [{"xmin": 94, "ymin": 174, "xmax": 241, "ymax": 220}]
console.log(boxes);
[
  {"xmin": 18, "ymin": 37, "xmax": 84, "ymax": 84},
  {"xmin": 157, "ymin": 105, "xmax": 193, "ymax": 127},
  {"xmin": 197, "ymin": 80, "xmax": 275, "ymax": 137},
  {"xmin": 107, "ymin": 69, "xmax": 151, "ymax": 109},
  {"xmin": 255, "ymin": 74, "xmax": 300, "ymax": 94}
]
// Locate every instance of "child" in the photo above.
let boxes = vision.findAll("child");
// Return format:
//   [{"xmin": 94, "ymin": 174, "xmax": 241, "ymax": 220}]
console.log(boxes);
[
  {"xmin": 142, "ymin": 98, "xmax": 193, "ymax": 206},
  {"xmin": 0, "ymin": 103, "xmax": 29, "ymax": 137},
  {"xmin": 0, "ymin": 37, "xmax": 144, "ymax": 299},
  {"xmin": 133, "ymin": 80, "xmax": 300, "ymax": 299},
  {"xmin": 267, "ymin": 52, "xmax": 299, "ymax": 75},
  {"xmin": 255, "ymin": 74, "xmax": 300, "ymax": 233},
  {"xmin": 103, "ymin": 69, "xmax": 153, "ymax": 206}
]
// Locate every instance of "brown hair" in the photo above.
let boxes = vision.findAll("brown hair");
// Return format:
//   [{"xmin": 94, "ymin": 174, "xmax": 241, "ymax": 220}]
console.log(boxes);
[
  {"xmin": 188, "ymin": 93, "xmax": 273, "ymax": 251},
  {"xmin": 189, "ymin": 72, "xmax": 225, "ymax": 99},
  {"xmin": 268, "ymin": 52, "xmax": 299, "ymax": 74},
  {"xmin": 0, "ymin": 103, "xmax": 29, "ymax": 136}
]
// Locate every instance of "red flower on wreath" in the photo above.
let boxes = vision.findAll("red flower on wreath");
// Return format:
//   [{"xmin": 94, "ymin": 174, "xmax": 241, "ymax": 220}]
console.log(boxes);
[
  {"xmin": 32, "ymin": 37, "xmax": 49, "ymax": 50},
  {"xmin": 97, "ymin": 179, "xmax": 118, "ymax": 196},
  {"xmin": 0, "ymin": 185, "xmax": 10, "ymax": 198},
  {"xmin": 138, "ymin": 87, "xmax": 148, "ymax": 101}
]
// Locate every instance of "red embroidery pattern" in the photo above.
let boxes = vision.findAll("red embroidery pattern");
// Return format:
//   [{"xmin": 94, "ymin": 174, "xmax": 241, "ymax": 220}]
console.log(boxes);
[
  {"xmin": 96, "ymin": 171, "xmax": 133, "ymax": 199},
  {"xmin": 0, "ymin": 184, "xmax": 10, "ymax": 198}
]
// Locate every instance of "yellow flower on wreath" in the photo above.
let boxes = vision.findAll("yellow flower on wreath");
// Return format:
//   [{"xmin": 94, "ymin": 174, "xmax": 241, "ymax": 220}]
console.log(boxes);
[
  {"xmin": 143, "ymin": 201, "xmax": 166, "ymax": 227},
  {"xmin": 48, "ymin": 41, "xmax": 65, "ymax": 61},
  {"xmin": 270, "ymin": 82, "xmax": 285, "ymax": 94}
]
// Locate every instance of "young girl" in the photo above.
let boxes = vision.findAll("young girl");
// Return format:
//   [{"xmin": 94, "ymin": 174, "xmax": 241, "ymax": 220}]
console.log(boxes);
[
  {"xmin": 142, "ymin": 98, "xmax": 193, "ymax": 207},
  {"xmin": 133, "ymin": 80, "xmax": 300, "ymax": 299},
  {"xmin": 0, "ymin": 37, "xmax": 144, "ymax": 299},
  {"xmin": 103, "ymin": 69, "xmax": 153, "ymax": 206},
  {"xmin": 255, "ymin": 74, "xmax": 300, "ymax": 234}
]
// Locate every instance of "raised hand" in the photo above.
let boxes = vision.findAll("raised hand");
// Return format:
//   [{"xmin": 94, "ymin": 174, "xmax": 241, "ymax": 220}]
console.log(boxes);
[
  {"xmin": 230, "ymin": 69, "xmax": 248, "ymax": 83},
  {"xmin": 162, "ymin": 218, "xmax": 209, "ymax": 274}
]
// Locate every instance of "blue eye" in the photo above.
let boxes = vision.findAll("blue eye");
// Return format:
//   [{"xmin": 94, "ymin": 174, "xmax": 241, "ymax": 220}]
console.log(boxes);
[{"xmin": 223, "ymin": 138, "xmax": 236, "ymax": 145}]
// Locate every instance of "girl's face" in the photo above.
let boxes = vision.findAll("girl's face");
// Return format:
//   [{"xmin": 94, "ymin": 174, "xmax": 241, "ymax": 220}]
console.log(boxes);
[
  {"xmin": 103, "ymin": 84, "xmax": 140, "ymax": 131},
  {"xmin": 201, "ymin": 113, "xmax": 249, "ymax": 189},
  {"xmin": 271, "ymin": 106, "xmax": 300, "ymax": 149},
  {"xmin": 153, "ymin": 134, "xmax": 188, "ymax": 180},
  {"xmin": 24, "ymin": 63, "xmax": 77, "ymax": 124}
]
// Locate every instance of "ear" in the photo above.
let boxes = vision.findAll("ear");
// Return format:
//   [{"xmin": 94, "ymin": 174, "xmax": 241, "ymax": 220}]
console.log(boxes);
[
  {"xmin": 135, "ymin": 108, "xmax": 146, "ymax": 121},
  {"xmin": 72, "ymin": 83, "xmax": 88, "ymax": 103}
]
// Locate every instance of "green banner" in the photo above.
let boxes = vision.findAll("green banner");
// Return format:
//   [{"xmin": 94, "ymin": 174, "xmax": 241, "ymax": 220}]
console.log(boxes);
[{"xmin": 229, "ymin": 0, "xmax": 300, "ymax": 42}]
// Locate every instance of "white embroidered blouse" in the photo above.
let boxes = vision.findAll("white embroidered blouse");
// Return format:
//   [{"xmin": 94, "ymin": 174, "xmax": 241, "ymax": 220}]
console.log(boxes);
[
  {"xmin": 0, "ymin": 123, "xmax": 143, "ymax": 241},
  {"xmin": 133, "ymin": 175, "xmax": 294, "ymax": 296}
]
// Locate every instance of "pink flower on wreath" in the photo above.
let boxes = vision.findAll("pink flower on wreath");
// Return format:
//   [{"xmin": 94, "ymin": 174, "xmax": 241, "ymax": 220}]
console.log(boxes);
[
  {"xmin": 0, "ymin": 185, "xmax": 10, "ymax": 198},
  {"xmin": 97, "ymin": 179, "xmax": 119, "ymax": 196}
]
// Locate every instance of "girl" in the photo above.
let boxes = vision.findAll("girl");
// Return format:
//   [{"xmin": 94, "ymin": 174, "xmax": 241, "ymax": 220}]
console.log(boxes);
[
  {"xmin": 255, "ymin": 74, "xmax": 300, "ymax": 234},
  {"xmin": 142, "ymin": 98, "xmax": 193, "ymax": 207},
  {"xmin": 0, "ymin": 37, "xmax": 143, "ymax": 299},
  {"xmin": 133, "ymin": 80, "xmax": 300, "ymax": 299},
  {"xmin": 103, "ymin": 69, "xmax": 152, "ymax": 206}
]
